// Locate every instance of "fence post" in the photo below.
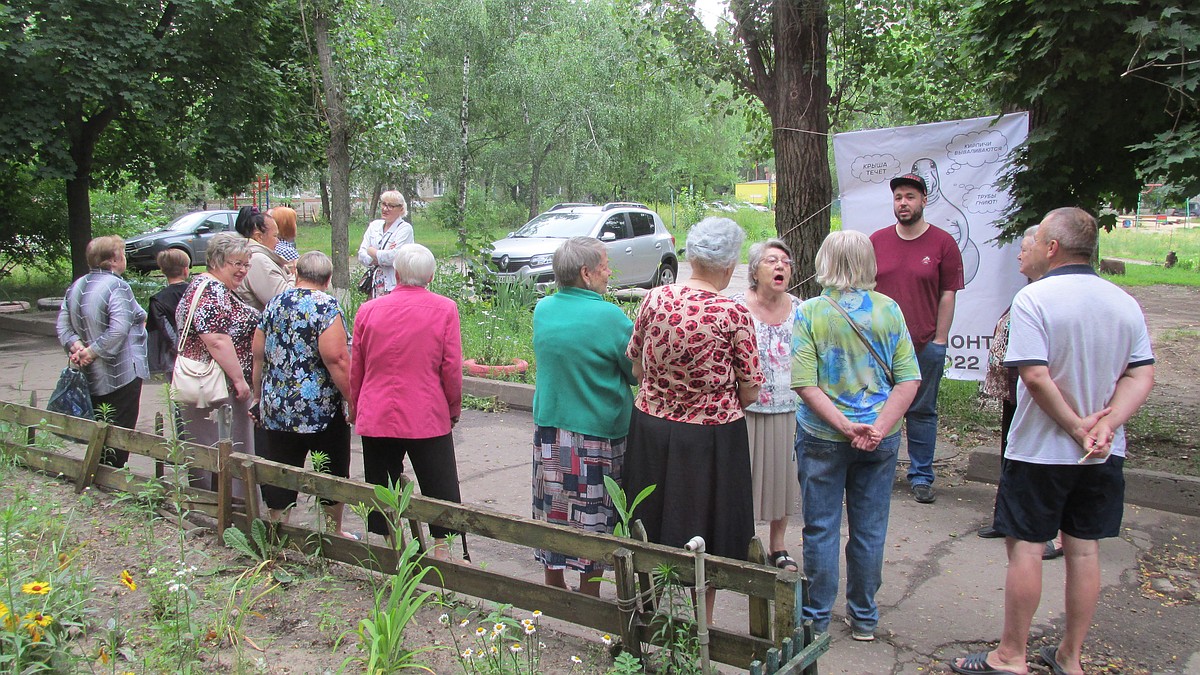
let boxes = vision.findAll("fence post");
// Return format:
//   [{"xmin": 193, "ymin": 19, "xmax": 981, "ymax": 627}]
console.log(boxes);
[
  {"xmin": 774, "ymin": 569, "xmax": 801, "ymax": 651},
  {"xmin": 239, "ymin": 455, "xmax": 261, "ymax": 524},
  {"xmin": 613, "ymin": 547, "xmax": 643, "ymax": 662},
  {"xmin": 75, "ymin": 422, "xmax": 110, "ymax": 493},
  {"xmin": 747, "ymin": 536, "xmax": 771, "ymax": 640},
  {"xmin": 214, "ymin": 404, "xmax": 234, "ymax": 537},
  {"xmin": 153, "ymin": 412, "xmax": 165, "ymax": 479},
  {"xmin": 26, "ymin": 391, "xmax": 36, "ymax": 446}
]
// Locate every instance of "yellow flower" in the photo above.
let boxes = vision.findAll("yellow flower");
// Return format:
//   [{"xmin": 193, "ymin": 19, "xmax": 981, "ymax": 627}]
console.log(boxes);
[
  {"xmin": 22, "ymin": 581, "xmax": 51, "ymax": 595},
  {"xmin": 22, "ymin": 611, "xmax": 52, "ymax": 642},
  {"xmin": 99, "ymin": 646, "xmax": 111, "ymax": 665},
  {"xmin": 120, "ymin": 570, "xmax": 137, "ymax": 591},
  {"xmin": 601, "ymin": 634, "xmax": 613, "ymax": 646},
  {"xmin": 475, "ymin": 626, "xmax": 487, "ymax": 637},
  {"xmin": 510, "ymin": 642, "xmax": 523, "ymax": 653}
]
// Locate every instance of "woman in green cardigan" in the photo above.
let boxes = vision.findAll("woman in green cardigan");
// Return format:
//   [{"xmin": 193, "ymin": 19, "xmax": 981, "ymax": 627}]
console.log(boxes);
[{"xmin": 531, "ymin": 236, "xmax": 637, "ymax": 596}]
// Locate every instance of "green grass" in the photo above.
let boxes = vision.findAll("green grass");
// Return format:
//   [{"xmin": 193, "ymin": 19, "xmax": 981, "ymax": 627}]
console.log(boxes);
[
  {"xmin": 1100, "ymin": 263, "xmax": 1200, "ymax": 286},
  {"xmin": 1099, "ymin": 224, "xmax": 1200, "ymax": 265}
]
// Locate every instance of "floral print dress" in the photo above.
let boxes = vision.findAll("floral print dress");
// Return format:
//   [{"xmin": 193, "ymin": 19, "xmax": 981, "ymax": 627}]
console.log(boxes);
[{"xmin": 257, "ymin": 288, "xmax": 348, "ymax": 433}]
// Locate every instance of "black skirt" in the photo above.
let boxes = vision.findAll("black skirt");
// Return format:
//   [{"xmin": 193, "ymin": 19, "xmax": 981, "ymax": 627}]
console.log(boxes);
[{"xmin": 622, "ymin": 408, "xmax": 754, "ymax": 560}]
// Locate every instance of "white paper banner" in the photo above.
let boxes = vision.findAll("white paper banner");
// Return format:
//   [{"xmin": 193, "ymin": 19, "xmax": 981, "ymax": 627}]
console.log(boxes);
[{"xmin": 833, "ymin": 113, "xmax": 1030, "ymax": 380}]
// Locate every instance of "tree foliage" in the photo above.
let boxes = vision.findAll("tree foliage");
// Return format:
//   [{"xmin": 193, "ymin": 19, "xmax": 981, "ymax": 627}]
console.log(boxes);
[
  {"xmin": 0, "ymin": 0, "xmax": 291, "ymax": 276},
  {"xmin": 965, "ymin": 0, "xmax": 1200, "ymax": 235}
]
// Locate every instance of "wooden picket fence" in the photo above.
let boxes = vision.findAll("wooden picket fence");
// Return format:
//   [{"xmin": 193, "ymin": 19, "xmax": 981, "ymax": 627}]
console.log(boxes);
[{"xmin": 0, "ymin": 399, "xmax": 829, "ymax": 674}]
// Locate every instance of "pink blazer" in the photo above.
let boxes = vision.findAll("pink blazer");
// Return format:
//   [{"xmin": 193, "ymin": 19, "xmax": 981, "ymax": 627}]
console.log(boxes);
[{"xmin": 350, "ymin": 285, "xmax": 462, "ymax": 439}]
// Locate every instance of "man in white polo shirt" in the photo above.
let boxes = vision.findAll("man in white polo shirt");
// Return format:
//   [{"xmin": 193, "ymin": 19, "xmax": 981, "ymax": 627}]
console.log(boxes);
[{"xmin": 950, "ymin": 207, "xmax": 1155, "ymax": 675}]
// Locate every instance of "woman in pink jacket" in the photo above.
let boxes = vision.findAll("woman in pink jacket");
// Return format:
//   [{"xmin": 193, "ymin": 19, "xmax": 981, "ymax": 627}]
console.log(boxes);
[{"xmin": 349, "ymin": 243, "xmax": 463, "ymax": 561}]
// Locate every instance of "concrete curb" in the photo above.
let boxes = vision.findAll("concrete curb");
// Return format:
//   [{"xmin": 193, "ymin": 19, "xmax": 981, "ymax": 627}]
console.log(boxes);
[
  {"xmin": 462, "ymin": 375, "xmax": 534, "ymax": 412},
  {"xmin": 967, "ymin": 446, "xmax": 1200, "ymax": 517},
  {"xmin": 0, "ymin": 312, "xmax": 58, "ymax": 338}
]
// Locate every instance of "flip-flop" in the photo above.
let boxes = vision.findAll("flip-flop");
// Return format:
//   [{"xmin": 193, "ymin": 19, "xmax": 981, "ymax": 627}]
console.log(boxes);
[
  {"xmin": 1039, "ymin": 645, "xmax": 1068, "ymax": 675},
  {"xmin": 769, "ymin": 550, "xmax": 799, "ymax": 572},
  {"xmin": 948, "ymin": 651, "xmax": 1019, "ymax": 675}
]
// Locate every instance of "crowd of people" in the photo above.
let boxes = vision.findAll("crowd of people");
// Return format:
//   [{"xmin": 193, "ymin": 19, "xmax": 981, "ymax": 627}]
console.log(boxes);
[{"xmin": 57, "ymin": 183, "xmax": 1154, "ymax": 672}]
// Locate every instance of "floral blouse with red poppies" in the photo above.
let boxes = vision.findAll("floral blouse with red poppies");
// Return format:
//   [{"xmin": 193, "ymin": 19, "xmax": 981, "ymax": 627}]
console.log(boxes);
[{"xmin": 627, "ymin": 284, "xmax": 763, "ymax": 425}]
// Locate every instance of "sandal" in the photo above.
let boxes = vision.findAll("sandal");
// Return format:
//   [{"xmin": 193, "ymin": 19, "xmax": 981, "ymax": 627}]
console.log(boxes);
[
  {"xmin": 769, "ymin": 550, "xmax": 799, "ymax": 572},
  {"xmin": 948, "ymin": 651, "xmax": 1019, "ymax": 674}
]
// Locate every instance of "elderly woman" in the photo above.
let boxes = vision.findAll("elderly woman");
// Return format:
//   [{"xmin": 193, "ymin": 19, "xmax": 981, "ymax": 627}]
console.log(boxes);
[
  {"xmin": 56, "ymin": 235, "xmax": 149, "ymax": 468},
  {"xmin": 268, "ymin": 206, "xmax": 300, "ymax": 273},
  {"xmin": 234, "ymin": 205, "xmax": 292, "ymax": 311},
  {"xmin": 252, "ymin": 251, "xmax": 354, "ymax": 537},
  {"xmin": 175, "ymin": 233, "xmax": 260, "ymax": 493},
  {"xmin": 532, "ymin": 237, "xmax": 636, "ymax": 595},
  {"xmin": 624, "ymin": 217, "xmax": 763, "ymax": 617},
  {"xmin": 350, "ymin": 243, "xmax": 463, "ymax": 560},
  {"xmin": 731, "ymin": 238, "xmax": 804, "ymax": 571},
  {"xmin": 791, "ymin": 230, "xmax": 920, "ymax": 641},
  {"xmin": 356, "ymin": 190, "xmax": 414, "ymax": 299}
]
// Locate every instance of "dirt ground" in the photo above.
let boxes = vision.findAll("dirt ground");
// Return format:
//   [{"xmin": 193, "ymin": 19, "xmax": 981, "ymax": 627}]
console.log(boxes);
[{"xmin": 1118, "ymin": 286, "xmax": 1200, "ymax": 473}]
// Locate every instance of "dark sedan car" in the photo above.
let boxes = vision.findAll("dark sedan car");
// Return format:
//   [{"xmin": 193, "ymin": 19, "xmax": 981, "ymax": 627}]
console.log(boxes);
[{"xmin": 124, "ymin": 210, "xmax": 238, "ymax": 271}]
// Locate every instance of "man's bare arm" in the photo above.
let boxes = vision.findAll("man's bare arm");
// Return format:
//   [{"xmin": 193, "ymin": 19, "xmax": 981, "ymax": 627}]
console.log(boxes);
[{"xmin": 933, "ymin": 290, "xmax": 956, "ymax": 344}]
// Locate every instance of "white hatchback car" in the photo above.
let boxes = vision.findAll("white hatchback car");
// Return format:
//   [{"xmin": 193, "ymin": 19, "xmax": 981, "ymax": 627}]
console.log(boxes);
[{"xmin": 487, "ymin": 202, "xmax": 678, "ymax": 292}]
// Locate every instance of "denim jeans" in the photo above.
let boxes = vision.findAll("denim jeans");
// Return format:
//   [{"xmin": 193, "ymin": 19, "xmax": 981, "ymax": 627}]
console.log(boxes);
[
  {"xmin": 796, "ymin": 429, "xmax": 900, "ymax": 633},
  {"xmin": 905, "ymin": 341, "xmax": 947, "ymax": 487}
]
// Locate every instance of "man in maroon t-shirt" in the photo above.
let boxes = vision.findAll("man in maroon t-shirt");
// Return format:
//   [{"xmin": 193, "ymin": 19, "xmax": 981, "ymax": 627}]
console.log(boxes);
[{"xmin": 870, "ymin": 173, "xmax": 964, "ymax": 504}]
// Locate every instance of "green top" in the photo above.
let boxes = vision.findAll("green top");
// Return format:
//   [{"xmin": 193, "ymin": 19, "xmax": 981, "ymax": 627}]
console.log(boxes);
[{"xmin": 532, "ymin": 286, "xmax": 636, "ymax": 439}]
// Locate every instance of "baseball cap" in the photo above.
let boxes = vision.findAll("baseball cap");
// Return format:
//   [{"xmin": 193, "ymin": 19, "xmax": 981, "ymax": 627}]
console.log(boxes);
[{"xmin": 889, "ymin": 173, "xmax": 927, "ymax": 195}]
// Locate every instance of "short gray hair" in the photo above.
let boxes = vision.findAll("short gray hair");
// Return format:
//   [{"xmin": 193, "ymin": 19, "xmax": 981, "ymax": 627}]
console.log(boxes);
[
  {"xmin": 815, "ymin": 230, "xmax": 877, "ymax": 292},
  {"xmin": 1022, "ymin": 225, "xmax": 1039, "ymax": 241},
  {"xmin": 747, "ymin": 238, "xmax": 793, "ymax": 289},
  {"xmin": 206, "ymin": 233, "xmax": 251, "ymax": 270},
  {"xmin": 296, "ymin": 251, "xmax": 333, "ymax": 285},
  {"xmin": 1040, "ymin": 207, "xmax": 1097, "ymax": 260},
  {"xmin": 552, "ymin": 237, "xmax": 605, "ymax": 288},
  {"xmin": 686, "ymin": 217, "xmax": 744, "ymax": 272},
  {"xmin": 393, "ymin": 243, "xmax": 436, "ymax": 287}
]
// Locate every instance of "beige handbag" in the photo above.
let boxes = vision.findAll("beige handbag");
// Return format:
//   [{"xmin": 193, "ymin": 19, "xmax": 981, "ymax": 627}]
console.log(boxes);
[{"xmin": 171, "ymin": 277, "xmax": 230, "ymax": 408}]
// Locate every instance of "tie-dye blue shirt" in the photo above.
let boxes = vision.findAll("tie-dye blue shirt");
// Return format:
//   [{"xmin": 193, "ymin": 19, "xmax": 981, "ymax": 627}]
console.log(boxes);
[{"xmin": 791, "ymin": 289, "xmax": 920, "ymax": 441}]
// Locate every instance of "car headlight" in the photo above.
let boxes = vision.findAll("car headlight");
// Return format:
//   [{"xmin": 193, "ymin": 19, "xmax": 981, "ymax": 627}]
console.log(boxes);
[{"xmin": 529, "ymin": 253, "xmax": 554, "ymax": 268}]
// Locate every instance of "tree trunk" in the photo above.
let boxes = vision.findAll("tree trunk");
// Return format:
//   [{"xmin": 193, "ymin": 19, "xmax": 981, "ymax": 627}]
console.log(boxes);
[
  {"xmin": 319, "ymin": 175, "xmax": 331, "ymax": 223},
  {"xmin": 314, "ymin": 8, "xmax": 351, "ymax": 290},
  {"xmin": 770, "ymin": 0, "xmax": 831, "ymax": 299},
  {"xmin": 456, "ymin": 51, "xmax": 471, "ymax": 252},
  {"xmin": 64, "ymin": 103, "xmax": 117, "ymax": 279}
]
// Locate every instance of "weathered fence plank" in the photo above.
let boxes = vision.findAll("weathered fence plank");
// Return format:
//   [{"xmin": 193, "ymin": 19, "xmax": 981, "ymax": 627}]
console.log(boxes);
[{"xmin": 0, "ymin": 401, "xmax": 826, "ymax": 671}]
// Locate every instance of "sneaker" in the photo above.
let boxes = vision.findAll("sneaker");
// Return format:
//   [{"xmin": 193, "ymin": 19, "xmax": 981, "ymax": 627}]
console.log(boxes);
[
  {"xmin": 844, "ymin": 617, "xmax": 875, "ymax": 642},
  {"xmin": 911, "ymin": 483, "xmax": 937, "ymax": 504}
]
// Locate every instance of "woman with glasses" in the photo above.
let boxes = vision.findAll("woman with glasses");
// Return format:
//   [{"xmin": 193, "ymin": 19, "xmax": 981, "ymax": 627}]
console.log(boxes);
[
  {"xmin": 175, "ymin": 233, "xmax": 261, "ymax": 494},
  {"xmin": 730, "ymin": 239, "xmax": 804, "ymax": 572},
  {"xmin": 234, "ymin": 205, "xmax": 292, "ymax": 311},
  {"xmin": 356, "ymin": 190, "xmax": 414, "ymax": 299}
]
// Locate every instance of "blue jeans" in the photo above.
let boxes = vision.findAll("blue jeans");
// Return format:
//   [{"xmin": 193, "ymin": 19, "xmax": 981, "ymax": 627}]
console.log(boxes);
[
  {"xmin": 905, "ymin": 341, "xmax": 947, "ymax": 487},
  {"xmin": 796, "ymin": 429, "xmax": 900, "ymax": 633}
]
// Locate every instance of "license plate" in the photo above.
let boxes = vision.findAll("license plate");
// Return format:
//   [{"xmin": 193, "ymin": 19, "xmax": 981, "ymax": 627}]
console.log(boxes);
[{"xmin": 495, "ymin": 272, "xmax": 518, "ymax": 282}]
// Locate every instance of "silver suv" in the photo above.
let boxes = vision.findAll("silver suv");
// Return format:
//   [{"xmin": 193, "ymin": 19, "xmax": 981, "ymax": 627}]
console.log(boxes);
[{"xmin": 487, "ymin": 202, "xmax": 677, "ymax": 291}]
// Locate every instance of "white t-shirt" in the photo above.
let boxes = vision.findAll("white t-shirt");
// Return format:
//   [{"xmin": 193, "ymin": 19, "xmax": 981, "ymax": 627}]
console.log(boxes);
[{"xmin": 1003, "ymin": 265, "xmax": 1154, "ymax": 465}]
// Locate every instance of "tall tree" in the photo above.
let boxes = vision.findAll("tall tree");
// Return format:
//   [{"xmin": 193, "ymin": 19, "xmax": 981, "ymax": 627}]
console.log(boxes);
[
  {"xmin": 629, "ymin": 0, "xmax": 832, "ymax": 297},
  {"xmin": 0, "ymin": 0, "xmax": 287, "ymax": 277},
  {"xmin": 965, "ymin": 0, "xmax": 1200, "ymax": 235},
  {"xmin": 297, "ymin": 0, "xmax": 424, "ymax": 287}
]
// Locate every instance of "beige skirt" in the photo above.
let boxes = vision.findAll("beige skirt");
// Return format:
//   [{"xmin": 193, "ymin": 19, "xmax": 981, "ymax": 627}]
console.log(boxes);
[{"xmin": 747, "ymin": 410, "xmax": 801, "ymax": 521}]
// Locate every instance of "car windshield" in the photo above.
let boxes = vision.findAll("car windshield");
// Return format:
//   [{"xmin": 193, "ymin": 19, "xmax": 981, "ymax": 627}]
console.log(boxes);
[
  {"xmin": 163, "ymin": 212, "xmax": 208, "ymax": 233},
  {"xmin": 511, "ymin": 213, "xmax": 594, "ymax": 238}
]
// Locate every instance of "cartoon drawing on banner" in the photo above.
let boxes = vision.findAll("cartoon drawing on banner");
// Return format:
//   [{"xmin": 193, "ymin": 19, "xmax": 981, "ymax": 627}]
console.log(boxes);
[{"xmin": 911, "ymin": 158, "xmax": 979, "ymax": 285}]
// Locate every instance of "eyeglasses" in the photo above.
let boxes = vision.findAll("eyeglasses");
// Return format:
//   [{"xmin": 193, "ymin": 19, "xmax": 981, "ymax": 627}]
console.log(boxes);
[
  {"xmin": 229, "ymin": 261, "xmax": 251, "ymax": 270},
  {"xmin": 761, "ymin": 256, "xmax": 793, "ymax": 267},
  {"xmin": 381, "ymin": 202, "xmax": 402, "ymax": 209}
]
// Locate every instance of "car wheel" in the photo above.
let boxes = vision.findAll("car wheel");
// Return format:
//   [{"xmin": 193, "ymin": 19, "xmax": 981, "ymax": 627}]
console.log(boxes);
[{"xmin": 654, "ymin": 261, "xmax": 677, "ymax": 287}]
